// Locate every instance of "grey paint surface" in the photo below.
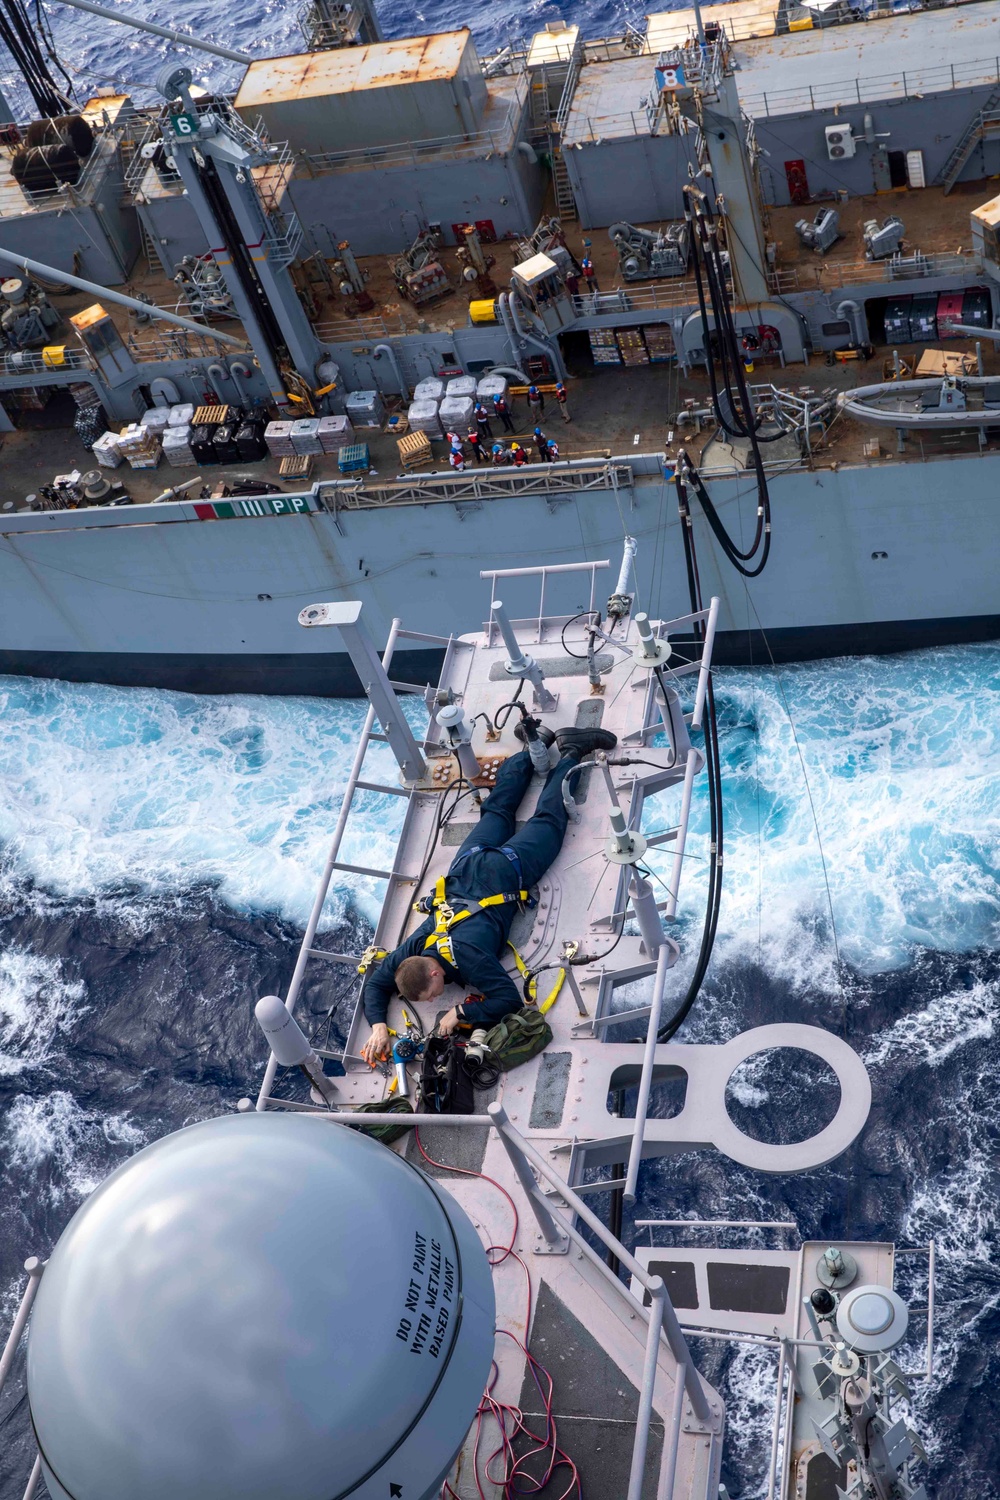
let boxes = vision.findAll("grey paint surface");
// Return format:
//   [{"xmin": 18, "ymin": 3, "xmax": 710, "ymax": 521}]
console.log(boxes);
[
  {"xmin": 28, "ymin": 1113, "xmax": 496, "ymax": 1500},
  {"xmin": 4, "ymin": 450, "xmax": 1000, "ymax": 666}
]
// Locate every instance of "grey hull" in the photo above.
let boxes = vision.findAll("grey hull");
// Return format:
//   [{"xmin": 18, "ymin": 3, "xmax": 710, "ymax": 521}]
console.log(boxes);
[{"xmin": 1, "ymin": 451, "xmax": 999, "ymax": 696}]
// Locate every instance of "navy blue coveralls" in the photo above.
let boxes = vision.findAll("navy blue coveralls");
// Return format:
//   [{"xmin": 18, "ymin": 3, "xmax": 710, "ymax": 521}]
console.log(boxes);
[{"xmin": 363, "ymin": 749, "xmax": 577, "ymax": 1026}]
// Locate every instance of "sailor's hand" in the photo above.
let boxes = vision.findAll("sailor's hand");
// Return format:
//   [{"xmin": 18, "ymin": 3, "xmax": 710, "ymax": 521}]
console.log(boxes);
[
  {"xmin": 362, "ymin": 1024, "xmax": 391, "ymax": 1064},
  {"xmin": 438, "ymin": 1008, "xmax": 462, "ymax": 1037}
]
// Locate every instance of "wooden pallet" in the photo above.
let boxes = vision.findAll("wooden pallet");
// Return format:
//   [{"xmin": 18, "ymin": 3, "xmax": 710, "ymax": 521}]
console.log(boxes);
[
  {"xmin": 397, "ymin": 430, "xmax": 432, "ymax": 469},
  {"xmin": 279, "ymin": 454, "xmax": 313, "ymax": 479},
  {"xmin": 193, "ymin": 404, "xmax": 234, "ymax": 427}
]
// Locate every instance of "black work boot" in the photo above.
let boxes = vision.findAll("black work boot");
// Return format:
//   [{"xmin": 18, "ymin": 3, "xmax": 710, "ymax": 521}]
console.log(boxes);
[
  {"xmin": 514, "ymin": 716, "xmax": 556, "ymax": 747},
  {"xmin": 554, "ymin": 727, "xmax": 619, "ymax": 761}
]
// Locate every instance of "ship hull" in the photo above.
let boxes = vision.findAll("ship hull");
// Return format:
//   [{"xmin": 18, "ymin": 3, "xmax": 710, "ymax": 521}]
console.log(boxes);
[{"xmin": 1, "ymin": 451, "xmax": 998, "ymax": 696}]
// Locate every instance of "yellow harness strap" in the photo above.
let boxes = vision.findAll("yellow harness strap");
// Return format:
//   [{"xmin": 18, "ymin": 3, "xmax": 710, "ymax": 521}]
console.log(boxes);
[
  {"xmin": 419, "ymin": 876, "xmax": 530, "ymax": 967},
  {"xmin": 507, "ymin": 942, "xmax": 566, "ymax": 1015},
  {"xmin": 357, "ymin": 944, "xmax": 388, "ymax": 976}
]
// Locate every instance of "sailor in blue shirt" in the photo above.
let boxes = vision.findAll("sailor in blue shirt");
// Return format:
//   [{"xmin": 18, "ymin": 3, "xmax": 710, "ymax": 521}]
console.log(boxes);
[{"xmin": 361, "ymin": 726, "xmax": 617, "ymax": 1062}]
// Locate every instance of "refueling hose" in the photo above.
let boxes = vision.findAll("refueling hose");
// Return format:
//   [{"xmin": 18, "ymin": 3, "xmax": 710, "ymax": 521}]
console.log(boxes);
[{"xmin": 683, "ymin": 187, "xmax": 775, "ymax": 579}]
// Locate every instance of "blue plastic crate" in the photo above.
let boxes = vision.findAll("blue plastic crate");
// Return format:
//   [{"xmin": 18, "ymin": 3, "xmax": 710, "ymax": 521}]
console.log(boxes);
[{"xmin": 338, "ymin": 442, "xmax": 369, "ymax": 473}]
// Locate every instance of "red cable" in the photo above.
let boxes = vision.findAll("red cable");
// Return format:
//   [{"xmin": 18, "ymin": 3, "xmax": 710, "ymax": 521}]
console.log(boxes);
[{"xmin": 417, "ymin": 1131, "xmax": 581, "ymax": 1500}]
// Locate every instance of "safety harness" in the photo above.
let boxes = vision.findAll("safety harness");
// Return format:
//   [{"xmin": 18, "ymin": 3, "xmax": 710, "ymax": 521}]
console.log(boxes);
[
  {"xmin": 357, "ymin": 944, "xmax": 388, "ymax": 976},
  {"xmin": 507, "ymin": 942, "xmax": 566, "ymax": 1015},
  {"xmin": 418, "ymin": 873, "xmax": 530, "ymax": 966}
]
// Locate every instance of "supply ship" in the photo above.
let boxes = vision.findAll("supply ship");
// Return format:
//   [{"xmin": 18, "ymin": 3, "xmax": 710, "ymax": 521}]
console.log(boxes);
[{"xmin": 0, "ymin": 0, "xmax": 998, "ymax": 693}]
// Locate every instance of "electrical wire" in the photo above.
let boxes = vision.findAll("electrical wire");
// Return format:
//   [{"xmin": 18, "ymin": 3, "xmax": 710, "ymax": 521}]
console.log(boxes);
[
  {"xmin": 417, "ymin": 1132, "xmax": 581, "ymax": 1500},
  {"xmin": 560, "ymin": 607, "xmax": 600, "ymax": 660}
]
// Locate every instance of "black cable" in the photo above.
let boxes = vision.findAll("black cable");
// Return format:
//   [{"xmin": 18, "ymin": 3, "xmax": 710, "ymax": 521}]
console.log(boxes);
[
  {"xmin": 0, "ymin": 0, "xmax": 72, "ymax": 115},
  {"xmin": 656, "ymin": 472, "xmax": 725, "ymax": 1042},
  {"xmin": 682, "ymin": 188, "xmax": 776, "ymax": 579},
  {"xmin": 492, "ymin": 679, "xmax": 525, "ymax": 732},
  {"xmin": 560, "ymin": 608, "xmax": 600, "ymax": 660}
]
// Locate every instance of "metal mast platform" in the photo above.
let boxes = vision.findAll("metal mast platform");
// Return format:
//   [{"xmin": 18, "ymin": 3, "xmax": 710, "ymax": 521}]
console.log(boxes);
[{"xmin": 243, "ymin": 541, "xmax": 882, "ymax": 1499}]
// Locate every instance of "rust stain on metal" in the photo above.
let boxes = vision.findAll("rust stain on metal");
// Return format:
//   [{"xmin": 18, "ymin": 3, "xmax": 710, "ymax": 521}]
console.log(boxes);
[{"xmin": 235, "ymin": 29, "xmax": 472, "ymax": 108}]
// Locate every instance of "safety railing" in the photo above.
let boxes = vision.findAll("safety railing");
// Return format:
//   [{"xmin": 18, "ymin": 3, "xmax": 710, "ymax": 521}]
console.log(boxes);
[
  {"xmin": 253, "ymin": 613, "xmax": 466, "ymax": 1112},
  {"xmin": 0, "ymin": 347, "xmax": 90, "ymax": 380},
  {"xmin": 239, "ymin": 1101, "xmax": 714, "ymax": 1500},
  {"xmin": 320, "ymin": 460, "xmax": 635, "ymax": 512},
  {"xmin": 481, "ymin": 557, "xmax": 609, "ymax": 645},
  {"xmin": 301, "ymin": 78, "xmax": 528, "ymax": 176},
  {"xmin": 14, "ymin": 127, "xmax": 120, "ymax": 209},
  {"xmin": 571, "ymin": 281, "xmax": 697, "ymax": 316},
  {"xmin": 743, "ymin": 53, "xmax": 1000, "ymax": 118},
  {"xmin": 313, "ymin": 311, "xmax": 409, "ymax": 342},
  {"xmin": 0, "ymin": 1255, "xmax": 44, "ymax": 1498},
  {"xmin": 126, "ymin": 325, "xmax": 248, "ymax": 362},
  {"xmin": 768, "ymin": 250, "xmax": 983, "ymax": 295}
]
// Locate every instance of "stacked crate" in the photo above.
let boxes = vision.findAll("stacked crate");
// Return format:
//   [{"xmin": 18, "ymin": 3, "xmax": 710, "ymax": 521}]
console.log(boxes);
[
  {"xmin": 407, "ymin": 400, "xmax": 442, "ymax": 439},
  {"xmin": 589, "ymin": 328, "xmax": 621, "ymax": 366},
  {"xmin": 92, "ymin": 431, "xmax": 123, "ymax": 468},
  {"xmin": 616, "ymin": 328, "xmax": 649, "ymax": 367},
  {"xmin": 291, "ymin": 418, "xmax": 323, "ymax": 456},
  {"xmin": 118, "ymin": 424, "xmax": 161, "ymax": 469},
  {"xmin": 264, "ymin": 421, "xmax": 296, "ymax": 459},
  {"xmin": 345, "ymin": 390, "xmax": 385, "ymax": 428},
  {"xmin": 162, "ymin": 426, "xmax": 197, "ymax": 467},
  {"xmin": 643, "ymin": 325, "xmax": 674, "ymax": 363},
  {"xmin": 318, "ymin": 415, "xmax": 353, "ymax": 453}
]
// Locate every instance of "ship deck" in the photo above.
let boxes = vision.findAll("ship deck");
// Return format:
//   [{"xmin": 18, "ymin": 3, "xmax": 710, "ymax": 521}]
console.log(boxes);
[{"xmin": 3, "ymin": 331, "xmax": 998, "ymax": 514}]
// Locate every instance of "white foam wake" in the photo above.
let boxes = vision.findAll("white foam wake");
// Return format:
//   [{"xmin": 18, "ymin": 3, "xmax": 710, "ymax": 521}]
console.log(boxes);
[
  {"xmin": 0, "ymin": 948, "xmax": 86, "ymax": 1077},
  {"xmin": 0, "ymin": 677, "xmax": 412, "ymax": 929},
  {"xmin": 642, "ymin": 644, "xmax": 1000, "ymax": 993},
  {"xmin": 4, "ymin": 1090, "xmax": 145, "ymax": 1205}
]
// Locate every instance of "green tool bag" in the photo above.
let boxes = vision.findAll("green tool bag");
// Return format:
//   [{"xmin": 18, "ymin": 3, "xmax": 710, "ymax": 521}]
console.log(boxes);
[
  {"xmin": 482, "ymin": 1006, "xmax": 553, "ymax": 1071},
  {"xmin": 352, "ymin": 1096, "xmax": 414, "ymax": 1145}
]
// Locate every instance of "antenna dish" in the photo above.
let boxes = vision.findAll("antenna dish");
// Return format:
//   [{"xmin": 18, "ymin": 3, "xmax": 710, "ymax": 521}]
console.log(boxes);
[
  {"xmin": 835, "ymin": 1283, "xmax": 909, "ymax": 1353},
  {"xmin": 28, "ymin": 1113, "xmax": 495, "ymax": 1500}
]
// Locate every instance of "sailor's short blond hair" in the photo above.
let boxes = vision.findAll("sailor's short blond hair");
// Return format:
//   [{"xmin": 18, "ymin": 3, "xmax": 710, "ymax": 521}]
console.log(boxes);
[{"xmin": 396, "ymin": 955, "xmax": 440, "ymax": 1002}]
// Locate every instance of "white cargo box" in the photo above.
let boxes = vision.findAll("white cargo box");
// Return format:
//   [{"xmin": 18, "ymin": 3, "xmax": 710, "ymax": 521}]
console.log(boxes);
[
  {"xmin": 91, "ymin": 432, "xmax": 123, "ymax": 468},
  {"xmin": 438, "ymin": 395, "xmax": 474, "ymax": 431},
  {"xmin": 139, "ymin": 406, "xmax": 171, "ymax": 434},
  {"xmin": 445, "ymin": 375, "xmax": 476, "ymax": 399},
  {"xmin": 412, "ymin": 377, "xmax": 444, "ymax": 403},
  {"xmin": 476, "ymin": 374, "xmax": 508, "ymax": 403},
  {"xmin": 291, "ymin": 418, "xmax": 323, "ymax": 455},
  {"xmin": 168, "ymin": 403, "xmax": 195, "ymax": 427},
  {"xmin": 317, "ymin": 414, "xmax": 354, "ymax": 452},
  {"xmin": 407, "ymin": 400, "xmax": 443, "ymax": 438}
]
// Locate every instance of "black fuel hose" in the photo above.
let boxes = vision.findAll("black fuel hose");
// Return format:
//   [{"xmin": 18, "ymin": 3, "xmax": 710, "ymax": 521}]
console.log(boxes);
[{"xmin": 655, "ymin": 472, "xmax": 724, "ymax": 1042}]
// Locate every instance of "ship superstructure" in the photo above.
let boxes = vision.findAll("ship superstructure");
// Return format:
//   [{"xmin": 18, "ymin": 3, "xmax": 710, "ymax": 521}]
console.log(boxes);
[{"xmin": 0, "ymin": 0, "xmax": 998, "ymax": 688}]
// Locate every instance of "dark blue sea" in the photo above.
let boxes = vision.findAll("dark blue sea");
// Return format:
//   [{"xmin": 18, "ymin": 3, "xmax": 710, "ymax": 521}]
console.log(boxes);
[
  {"xmin": 0, "ymin": 0, "xmax": 998, "ymax": 1491},
  {"xmin": 1, "ymin": 645, "xmax": 998, "ymax": 1495}
]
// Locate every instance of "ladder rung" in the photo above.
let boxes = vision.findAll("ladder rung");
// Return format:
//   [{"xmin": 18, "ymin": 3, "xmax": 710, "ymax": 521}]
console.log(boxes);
[
  {"xmin": 355, "ymin": 779, "xmax": 408, "ymax": 797},
  {"xmin": 331, "ymin": 860, "xmax": 396, "ymax": 880},
  {"xmin": 308, "ymin": 949, "xmax": 364, "ymax": 964},
  {"xmin": 572, "ymin": 1177, "xmax": 628, "ymax": 1195},
  {"xmin": 589, "ymin": 1005, "xmax": 654, "ymax": 1029}
]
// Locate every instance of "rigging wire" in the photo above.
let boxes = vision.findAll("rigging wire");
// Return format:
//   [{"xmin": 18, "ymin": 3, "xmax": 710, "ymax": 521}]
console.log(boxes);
[
  {"xmin": 653, "ymin": 467, "xmax": 725, "ymax": 1042},
  {"xmin": 0, "ymin": 0, "xmax": 74, "ymax": 115},
  {"xmin": 415, "ymin": 1131, "xmax": 581, "ymax": 1500}
]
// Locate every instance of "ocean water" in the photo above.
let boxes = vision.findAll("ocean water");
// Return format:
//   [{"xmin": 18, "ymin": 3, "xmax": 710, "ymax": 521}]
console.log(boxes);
[
  {"xmin": 3, "ymin": 0, "xmax": 640, "ymax": 118},
  {"xmin": 1, "ymin": 645, "xmax": 1000, "ymax": 1495}
]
